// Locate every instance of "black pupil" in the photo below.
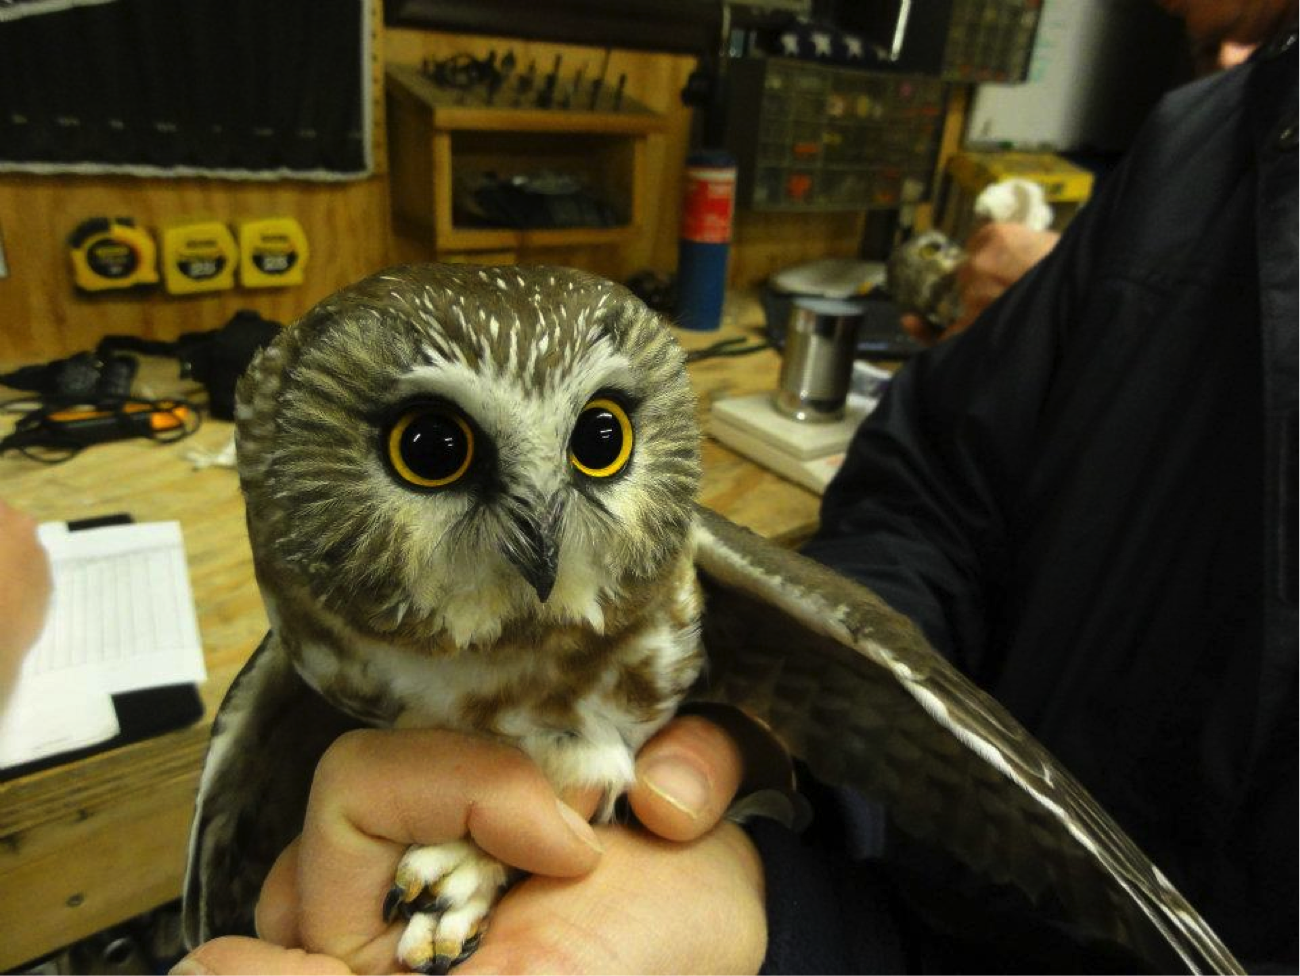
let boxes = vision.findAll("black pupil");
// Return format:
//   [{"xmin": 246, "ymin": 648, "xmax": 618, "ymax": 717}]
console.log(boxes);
[
  {"xmin": 400, "ymin": 412, "xmax": 468, "ymax": 482},
  {"xmin": 572, "ymin": 408, "xmax": 623, "ymax": 471}
]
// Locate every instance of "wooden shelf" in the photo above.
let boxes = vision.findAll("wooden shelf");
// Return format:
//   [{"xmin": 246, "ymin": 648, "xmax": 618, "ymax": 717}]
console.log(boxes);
[{"xmin": 386, "ymin": 62, "xmax": 664, "ymax": 259}]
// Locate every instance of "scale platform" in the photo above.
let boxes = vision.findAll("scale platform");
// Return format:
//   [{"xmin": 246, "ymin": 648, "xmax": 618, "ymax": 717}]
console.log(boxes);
[{"xmin": 709, "ymin": 391, "xmax": 876, "ymax": 494}]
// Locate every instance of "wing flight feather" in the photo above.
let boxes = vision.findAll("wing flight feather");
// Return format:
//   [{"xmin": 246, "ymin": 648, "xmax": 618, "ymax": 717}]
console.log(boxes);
[{"xmin": 690, "ymin": 505, "xmax": 1241, "ymax": 975}]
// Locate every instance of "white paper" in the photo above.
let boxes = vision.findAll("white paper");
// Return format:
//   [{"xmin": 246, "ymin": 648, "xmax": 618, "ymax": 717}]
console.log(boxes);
[
  {"xmin": 29, "ymin": 521, "xmax": 207, "ymax": 692},
  {"xmin": 0, "ymin": 667, "xmax": 120, "ymax": 767},
  {"xmin": 0, "ymin": 521, "xmax": 206, "ymax": 770}
]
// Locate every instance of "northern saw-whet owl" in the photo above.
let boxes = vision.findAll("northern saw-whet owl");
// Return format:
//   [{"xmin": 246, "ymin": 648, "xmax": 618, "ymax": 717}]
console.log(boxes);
[
  {"xmin": 886, "ymin": 229, "xmax": 967, "ymax": 330},
  {"xmin": 184, "ymin": 264, "xmax": 1239, "ymax": 975}
]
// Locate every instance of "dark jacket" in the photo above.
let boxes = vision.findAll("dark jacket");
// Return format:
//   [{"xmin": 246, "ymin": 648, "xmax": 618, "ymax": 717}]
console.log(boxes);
[{"xmin": 754, "ymin": 33, "xmax": 1298, "ymax": 973}]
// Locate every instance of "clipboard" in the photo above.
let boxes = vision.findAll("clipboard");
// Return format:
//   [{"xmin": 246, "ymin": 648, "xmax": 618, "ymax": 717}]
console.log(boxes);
[{"xmin": 0, "ymin": 513, "xmax": 206, "ymax": 783}]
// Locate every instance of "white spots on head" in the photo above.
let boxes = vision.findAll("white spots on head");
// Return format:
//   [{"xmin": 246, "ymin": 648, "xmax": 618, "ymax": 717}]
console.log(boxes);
[{"xmin": 488, "ymin": 315, "xmax": 500, "ymax": 343}]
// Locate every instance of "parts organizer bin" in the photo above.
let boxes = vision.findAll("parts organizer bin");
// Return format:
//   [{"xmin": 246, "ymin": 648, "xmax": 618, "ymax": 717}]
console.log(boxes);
[{"xmin": 722, "ymin": 57, "xmax": 946, "ymax": 213}]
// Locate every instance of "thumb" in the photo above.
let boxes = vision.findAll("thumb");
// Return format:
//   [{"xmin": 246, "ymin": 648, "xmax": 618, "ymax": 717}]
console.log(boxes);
[
  {"xmin": 631, "ymin": 705, "xmax": 793, "ymax": 842},
  {"xmin": 170, "ymin": 936, "xmax": 353, "ymax": 976},
  {"xmin": 899, "ymin": 313, "xmax": 940, "ymax": 347}
]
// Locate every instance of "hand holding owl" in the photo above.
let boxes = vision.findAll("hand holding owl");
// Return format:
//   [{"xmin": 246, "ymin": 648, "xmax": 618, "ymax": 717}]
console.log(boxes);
[{"xmin": 175, "ymin": 717, "xmax": 763, "ymax": 975}]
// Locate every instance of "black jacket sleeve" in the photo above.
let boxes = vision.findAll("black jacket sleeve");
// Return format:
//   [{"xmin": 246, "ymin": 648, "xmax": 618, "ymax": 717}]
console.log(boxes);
[{"xmin": 800, "ymin": 154, "xmax": 1118, "ymax": 681}]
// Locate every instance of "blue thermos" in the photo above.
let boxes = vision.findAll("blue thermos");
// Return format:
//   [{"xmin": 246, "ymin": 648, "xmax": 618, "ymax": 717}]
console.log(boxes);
[{"xmin": 675, "ymin": 149, "xmax": 737, "ymax": 331}]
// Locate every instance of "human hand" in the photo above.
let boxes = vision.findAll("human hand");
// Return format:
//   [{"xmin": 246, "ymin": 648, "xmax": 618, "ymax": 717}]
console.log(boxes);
[
  {"xmin": 900, "ymin": 222, "xmax": 1059, "ymax": 346},
  {"xmin": 179, "ymin": 823, "xmax": 763, "ymax": 976},
  {"xmin": 173, "ymin": 714, "xmax": 768, "ymax": 975},
  {"xmin": 0, "ymin": 499, "xmax": 52, "ymax": 701}
]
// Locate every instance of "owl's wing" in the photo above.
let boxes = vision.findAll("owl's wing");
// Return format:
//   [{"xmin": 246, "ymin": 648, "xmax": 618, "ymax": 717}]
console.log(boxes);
[
  {"xmin": 689, "ymin": 505, "xmax": 1241, "ymax": 975},
  {"xmin": 182, "ymin": 632, "xmax": 365, "ymax": 948}
]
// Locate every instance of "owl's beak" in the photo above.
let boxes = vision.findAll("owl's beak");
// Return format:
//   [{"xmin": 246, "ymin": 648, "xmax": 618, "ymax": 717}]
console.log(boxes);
[{"xmin": 510, "ymin": 502, "xmax": 563, "ymax": 603}]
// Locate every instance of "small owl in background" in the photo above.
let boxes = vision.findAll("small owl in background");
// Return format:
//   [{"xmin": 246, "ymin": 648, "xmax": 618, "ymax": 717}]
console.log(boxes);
[
  {"xmin": 185, "ymin": 264, "xmax": 1238, "ymax": 975},
  {"xmin": 887, "ymin": 228, "xmax": 967, "ymax": 330}
]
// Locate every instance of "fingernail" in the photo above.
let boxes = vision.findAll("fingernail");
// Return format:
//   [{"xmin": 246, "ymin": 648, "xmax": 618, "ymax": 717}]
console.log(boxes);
[
  {"xmin": 169, "ymin": 956, "xmax": 211, "ymax": 976},
  {"xmin": 638, "ymin": 756, "xmax": 710, "ymax": 819},
  {"xmin": 556, "ymin": 798, "xmax": 603, "ymax": 852}
]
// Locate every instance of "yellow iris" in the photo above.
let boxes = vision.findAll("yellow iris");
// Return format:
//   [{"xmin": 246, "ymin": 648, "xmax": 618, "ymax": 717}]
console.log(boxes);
[
  {"xmin": 569, "ymin": 398, "xmax": 633, "ymax": 478},
  {"xmin": 387, "ymin": 406, "xmax": 475, "ymax": 488}
]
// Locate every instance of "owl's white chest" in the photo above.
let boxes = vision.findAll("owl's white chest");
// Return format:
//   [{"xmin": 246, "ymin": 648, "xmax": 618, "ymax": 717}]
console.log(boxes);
[{"xmin": 272, "ymin": 582, "xmax": 703, "ymax": 812}]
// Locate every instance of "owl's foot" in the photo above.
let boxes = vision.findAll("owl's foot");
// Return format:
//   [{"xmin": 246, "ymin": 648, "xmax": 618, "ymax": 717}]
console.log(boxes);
[{"xmin": 383, "ymin": 839, "xmax": 509, "ymax": 974}]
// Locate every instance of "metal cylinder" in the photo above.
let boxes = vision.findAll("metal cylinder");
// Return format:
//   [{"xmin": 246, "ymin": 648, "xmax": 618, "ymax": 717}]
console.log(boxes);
[{"xmin": 773, "ymin": 297, "xmax": 864, "ymax": 423}]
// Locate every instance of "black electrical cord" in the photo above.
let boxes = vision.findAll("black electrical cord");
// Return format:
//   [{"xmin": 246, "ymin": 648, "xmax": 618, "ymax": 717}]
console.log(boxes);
[
  {"xmin": 0, "ymin": 394, "xmax": 203, "ymax": 464},
  {"xmin": 685, "ymin": 336, "xmax": 772, "ymax": 363}
]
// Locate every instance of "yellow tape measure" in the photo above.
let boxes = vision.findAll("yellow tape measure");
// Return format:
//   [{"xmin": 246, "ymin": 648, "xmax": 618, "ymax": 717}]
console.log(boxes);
[{"xmin": 68, "ymin": 217, "xmax": 160, "ymax": 292}]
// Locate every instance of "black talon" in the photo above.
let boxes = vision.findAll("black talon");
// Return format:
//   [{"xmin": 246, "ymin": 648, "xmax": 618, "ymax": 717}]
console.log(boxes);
[
  {"xmin": 416, "ymin": 932, "xmax": 484, "ymax": 974},
  {"xmin": 382, "ymin": 885, "xmax": 407, "ymax": 923},
  {"xmin": 410, "ymin": 891, "xmax": 448, "ymax": 916},
  {"xmin": 459, "ymin": 932, "xmax": 484, "ymax": 959}
]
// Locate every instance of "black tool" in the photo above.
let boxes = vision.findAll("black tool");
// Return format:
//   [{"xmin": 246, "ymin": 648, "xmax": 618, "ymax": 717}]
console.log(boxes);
[
  {"xmin": 1, "ymin": 398, "xmax": 199, "ymax": 463},
  {"xmin": 589, "ymin": 49, "xmax": 611, "ymax": 110},
  {"xmin": 1, "ymin": 351, "xmax": 137, "ymax": 400},
  {"xmin": 537, "ymin": 54, "xmax": 561, "ymax": 108}
]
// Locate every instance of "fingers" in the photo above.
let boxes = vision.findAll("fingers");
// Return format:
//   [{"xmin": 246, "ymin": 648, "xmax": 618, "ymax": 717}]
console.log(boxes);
[
  {"xmin": 170, "ymin": 936, "xmax": 353, "ymax": 976},
  {"xmin": 899, "ymin": 313, "xmax": 941, "ymax": 348},
  {"xmin": 631, "ymin": 706, "xmax": 794, "ymax": 842},
  {"xmin": 254, "ymin": 839, "xmax": 303, "ymax": 947},
  {"xmin": 0, "ymin": 500, "xmax": 53, "ymax": 680},
  {"xmin": 291, "ymin": 728, "xmax": 602, "ymax": 967},
  {"xmin": 455, "ymin": 822, "xmax": 767, "ymax": 975},
  {"xmin": 632, "ymin": 714, "xmax": 744, "ymax": 841}
]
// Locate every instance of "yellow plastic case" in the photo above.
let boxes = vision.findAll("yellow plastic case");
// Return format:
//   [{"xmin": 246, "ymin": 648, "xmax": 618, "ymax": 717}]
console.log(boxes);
[
  {"xmin": 68, "ymin": 217, "xmax": 160, "ymax": 292},
  {"xmin": 237, "ymin": 217, "xmax": 309, "ymax": 287},
  {"xmin": 161, "ymin": 219, "xmax": 238, "ymax": 294}
]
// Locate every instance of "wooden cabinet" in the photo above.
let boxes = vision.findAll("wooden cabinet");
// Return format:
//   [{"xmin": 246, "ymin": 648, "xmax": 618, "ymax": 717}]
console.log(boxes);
[{"xmin": 386, "ymin": 63, "xmax": 665, "ymax": 260}]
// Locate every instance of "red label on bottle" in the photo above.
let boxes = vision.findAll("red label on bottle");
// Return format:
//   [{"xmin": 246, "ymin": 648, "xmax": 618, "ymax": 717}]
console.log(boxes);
[{"xmin": 681, "ymin": 165, "xmax": 736, "ymax": 244}]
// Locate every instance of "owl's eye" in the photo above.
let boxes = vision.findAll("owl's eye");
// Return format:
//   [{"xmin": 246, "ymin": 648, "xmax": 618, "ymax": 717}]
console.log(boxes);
[
  {"xmin": 385, "ymin": 405, "xmax": 475, "ymax": 488},
  {"xmin": 569, "ymin": 398, "xmax": 633, "ymax": 478}
]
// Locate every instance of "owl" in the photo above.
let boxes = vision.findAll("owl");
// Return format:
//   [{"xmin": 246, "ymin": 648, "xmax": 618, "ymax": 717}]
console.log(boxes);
[
  {"xmin": 886, "ymin": 228, "xmax": 967, "ymax": 330},
  {"xmin": 184, "ymin": 264, "xmax": 1238, "ymax": 975}
]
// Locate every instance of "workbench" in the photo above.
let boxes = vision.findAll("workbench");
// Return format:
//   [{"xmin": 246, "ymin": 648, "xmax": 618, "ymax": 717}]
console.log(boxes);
[{"xmin": 0, "ymin": 301, "xmax": 822, "ymax": 970}]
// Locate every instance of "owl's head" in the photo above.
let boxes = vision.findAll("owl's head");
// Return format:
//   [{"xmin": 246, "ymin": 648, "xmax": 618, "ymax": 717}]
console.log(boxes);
[{"xmin": 236, "ymin": 264, "xmax": 701, "ymax": 649}]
